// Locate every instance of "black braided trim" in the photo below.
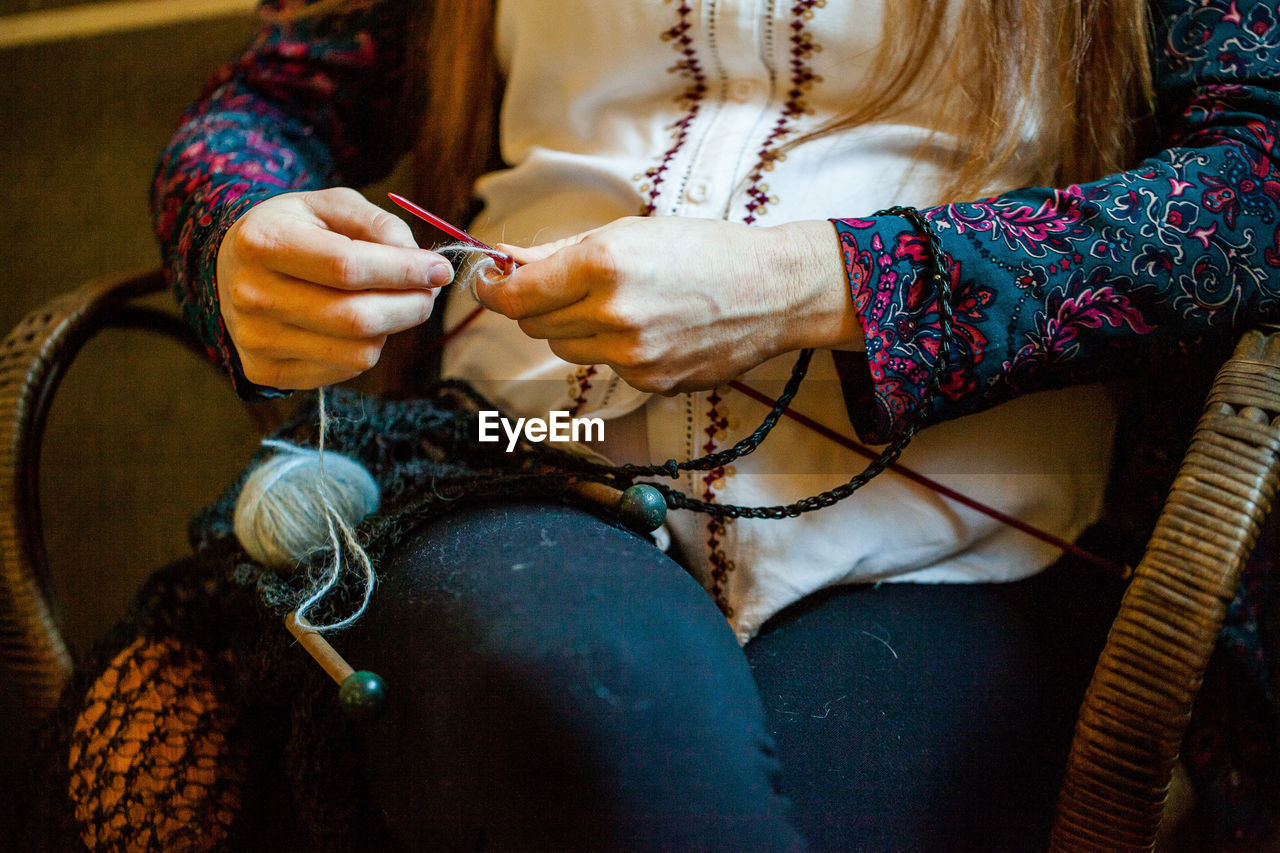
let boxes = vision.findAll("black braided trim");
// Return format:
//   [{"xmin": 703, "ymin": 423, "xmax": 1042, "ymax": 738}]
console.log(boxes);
[{"xmin": 613, "ymin": 347, "xmax": 815, "ymax": 478}]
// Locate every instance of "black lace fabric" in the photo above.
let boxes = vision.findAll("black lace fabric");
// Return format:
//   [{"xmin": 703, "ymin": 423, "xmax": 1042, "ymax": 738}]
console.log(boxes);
[{"xmin": 67, "ymin": 637, "xmax": 245, "ymax": 851}]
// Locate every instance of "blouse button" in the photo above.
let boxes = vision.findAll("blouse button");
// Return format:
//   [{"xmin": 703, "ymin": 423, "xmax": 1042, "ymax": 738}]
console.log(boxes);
[
  {"xmin": 729, "ymin": 79, "xmax": 760, "ymax": 102},
  {"xmin": 686, "ymin": 181, "xmax": 710, "ymax": 204}
]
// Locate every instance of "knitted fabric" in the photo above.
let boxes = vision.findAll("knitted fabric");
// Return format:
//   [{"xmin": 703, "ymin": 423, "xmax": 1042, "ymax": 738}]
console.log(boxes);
[
  {"xmin": 68, "ymin": 637, "xmax": 245, "ymax": 852},
  {"xmin": 25, "ymin": 384, "xmax": 634, "ymax": 853}
]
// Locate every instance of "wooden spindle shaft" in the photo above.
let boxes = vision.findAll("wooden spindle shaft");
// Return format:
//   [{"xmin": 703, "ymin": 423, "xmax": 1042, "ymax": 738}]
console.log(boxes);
[
  {"xmin": 285, "ymin": 611, "xmax": 355, "ymax": 686},
  {"xmin": 565, "ymin": 477, "xmax": 624, "ymax": 509}
]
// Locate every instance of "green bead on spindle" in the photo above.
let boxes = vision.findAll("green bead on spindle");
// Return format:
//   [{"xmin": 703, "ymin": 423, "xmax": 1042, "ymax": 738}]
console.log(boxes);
[
  {"xmin": 339, "ymin": 670, "xmax": 387, "ymax": 719},
  {"xmin": 618, "ymin": 484, "xmax": 667, "ymax": 532}
]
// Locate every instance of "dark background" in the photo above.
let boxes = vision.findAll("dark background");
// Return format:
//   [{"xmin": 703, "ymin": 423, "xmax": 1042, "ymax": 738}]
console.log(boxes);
[{"xmin": 1, "ymin": 0, "xmax": 265, "ymax": 840}]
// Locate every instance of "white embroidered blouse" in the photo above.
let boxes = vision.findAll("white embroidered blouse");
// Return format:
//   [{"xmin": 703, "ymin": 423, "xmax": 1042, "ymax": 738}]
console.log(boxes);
[{"xmin": 441, "ymin": 0, "xmax": 1116, "ymax": 641}]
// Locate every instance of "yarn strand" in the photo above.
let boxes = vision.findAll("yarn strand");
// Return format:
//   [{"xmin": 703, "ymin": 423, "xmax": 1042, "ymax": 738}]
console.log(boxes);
[
  {"xmin": 290, "ymin": 389, "xmax": 377, "ymax": 633},
  {"xmin": 437, "ymin": 243, "xmax": 508, "ymax": 299}
]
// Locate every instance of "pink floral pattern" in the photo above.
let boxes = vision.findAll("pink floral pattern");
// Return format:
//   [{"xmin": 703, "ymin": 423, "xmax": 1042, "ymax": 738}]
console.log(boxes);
[
  {"xmin": 834, "ymin": 0, "xmax": 1280, "ymax": 445},
  {"xmin": 150, "ymin": 0, "xmax": 408, "ymax": 397}
]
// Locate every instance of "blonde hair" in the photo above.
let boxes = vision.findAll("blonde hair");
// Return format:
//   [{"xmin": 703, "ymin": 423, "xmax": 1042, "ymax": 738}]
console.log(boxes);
[
  {"xmin": 824, "ymin": 0, "xmax": 1155, "ymax": 201},
  {"xmin": 285, "ymin": 0, "xmax": 1154, "ymax": 212}
]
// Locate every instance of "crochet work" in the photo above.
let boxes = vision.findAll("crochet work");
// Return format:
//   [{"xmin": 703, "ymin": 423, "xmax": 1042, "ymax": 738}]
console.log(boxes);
[{"xmin": 27, "ymin": 385, "xmax": 632, "ymax": 853}]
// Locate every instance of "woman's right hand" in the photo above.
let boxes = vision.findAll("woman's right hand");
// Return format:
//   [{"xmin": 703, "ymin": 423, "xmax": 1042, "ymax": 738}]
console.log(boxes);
[{"xmin": 215, "ymin": 187, "xmax": 455, "ymax": 390}]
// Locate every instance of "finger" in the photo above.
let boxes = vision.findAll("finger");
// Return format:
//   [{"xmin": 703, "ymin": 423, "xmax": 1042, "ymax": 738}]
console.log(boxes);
[
  {"xmin": 544, "ymin": 331, "xmax": 653, "ymax": 373},
  {"xmin": 236, "ymin": 318, "xmax": 388, "ymax": 374},
  {"xmin": 545, "ymin": 338, "xmax": 681, "ymax": 395},
  {"xmin": 497, "ymin": 239, "xmax": 569, "ymax": 266},
  {"xmin": 229, "ymin": 270, "xmax": 437, "ymax": 338},
  {"xmin": 496, "ymin": 225, "xmax": 602, "ymax": 265},
  {"xmin": 237, "ymin": 213, "xmax": 455, "ymax": 291},
  {"xmin": 474, "ymin": 243, "xmax": 598, "ymax": 319},
  {"xmin": 544, "ymin": 337, "xmax": 599, "ymax": 366},
  {"xmin": 303, "ymin": 187, "xmax": 419, "ymax": 249},
  {"xmin": 240, "ymin": 354, "xmax": 364, "ymax": 391},
  {"xmin": 516, "ymin": 305, "xmax": 610, "ymax": 340}
]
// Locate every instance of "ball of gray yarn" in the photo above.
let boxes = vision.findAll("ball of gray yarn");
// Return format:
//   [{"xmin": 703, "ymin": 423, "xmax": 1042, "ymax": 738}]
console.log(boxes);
[{"xmin": 233, "ymin": 448, "xmax": 380, "ymax": 570}]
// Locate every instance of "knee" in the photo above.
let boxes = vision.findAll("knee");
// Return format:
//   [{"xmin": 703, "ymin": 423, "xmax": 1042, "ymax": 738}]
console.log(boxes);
[
  {"xmin": 342, "ymin": 503, "xmax": 793, "ymax": 850},
  {"xmin": 348, "ymin": 502, "xmax": 755, "ymax": 735}
]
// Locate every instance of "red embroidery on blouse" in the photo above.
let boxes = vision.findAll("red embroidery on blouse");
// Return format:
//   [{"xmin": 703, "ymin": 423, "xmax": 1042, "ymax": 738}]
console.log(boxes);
[
  {"xmin": 566, "ymin": 364, "xmax": 598, "ymax": 417},
  {"xmin": 700, "ymin": 387, "xmax": 736, "ymax": 617},
  {"xmin": 742, "ymin": 0, "xmax": 824, "ymax": 224},
  {"xmin": 698, "ymin": 2, "xmax": 826, "ymax": 611},
  {"xmin": 636, "ymin": 0, "xmax": 709, "ymax": 215}
]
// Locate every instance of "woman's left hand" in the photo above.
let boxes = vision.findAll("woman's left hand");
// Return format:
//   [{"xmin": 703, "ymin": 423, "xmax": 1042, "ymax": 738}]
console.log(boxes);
[{"xmin": 474, "ymin": 216, "xmax": 862, "ymax": 394}]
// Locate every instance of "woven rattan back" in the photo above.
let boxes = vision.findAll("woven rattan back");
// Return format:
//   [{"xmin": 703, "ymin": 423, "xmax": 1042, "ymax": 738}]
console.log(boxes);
[
  {"xmin": 1051, "ymin": 328, "xmax": 1280, "ymax": 851},
  {"xmin": 0, "ymin": 270, "xmax": 207, "ymax": 714}
]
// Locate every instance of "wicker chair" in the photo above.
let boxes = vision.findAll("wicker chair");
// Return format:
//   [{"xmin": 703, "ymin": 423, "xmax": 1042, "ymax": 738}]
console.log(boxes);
[{"xmin": 3, "ymin": 268, "xmax": 1278, "ymax": 852}]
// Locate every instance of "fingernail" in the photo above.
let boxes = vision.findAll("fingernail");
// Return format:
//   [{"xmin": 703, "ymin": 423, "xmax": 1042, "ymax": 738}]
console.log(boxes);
[{"xmin": 429, "ymin": 261, "xmax": 454, "ymax": 286}]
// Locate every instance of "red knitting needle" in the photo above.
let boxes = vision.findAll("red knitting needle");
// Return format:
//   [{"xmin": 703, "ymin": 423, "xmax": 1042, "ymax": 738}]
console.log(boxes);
[{"xmin": 387, "ymin": 192, "xmax": 514, "ymax": 274}]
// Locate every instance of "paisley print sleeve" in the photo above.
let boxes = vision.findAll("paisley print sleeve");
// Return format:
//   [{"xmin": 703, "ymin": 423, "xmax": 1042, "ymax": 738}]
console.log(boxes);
[
  {"xmin": 831, "ymin": 0, "xmax": 1280, "ymax": 443},
  {"xmin": 150, "ymin": 0, "xmax": 410, "ymax": 398}
]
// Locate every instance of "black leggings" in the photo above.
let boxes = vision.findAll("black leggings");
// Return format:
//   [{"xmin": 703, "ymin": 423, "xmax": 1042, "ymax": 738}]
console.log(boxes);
[{"xmin": 343, "ymin": 501, "xmax": 1126, "ymax": 852}]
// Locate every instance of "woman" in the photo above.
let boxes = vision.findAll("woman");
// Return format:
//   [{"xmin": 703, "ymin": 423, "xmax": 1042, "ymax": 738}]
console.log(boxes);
[{"xmin": 52, "ymin": 0, "xmax": 1280, "ymax": 850}]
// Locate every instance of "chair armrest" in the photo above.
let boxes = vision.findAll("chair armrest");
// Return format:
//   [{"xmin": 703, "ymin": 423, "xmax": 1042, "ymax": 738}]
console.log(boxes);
[
  {"xmin": 1051, "ymin": 328, "xmax": 1280, "ymax": 852},
  {"xmin": 0, "ymin": 268, "xmax": 200, "ymax": 715}
]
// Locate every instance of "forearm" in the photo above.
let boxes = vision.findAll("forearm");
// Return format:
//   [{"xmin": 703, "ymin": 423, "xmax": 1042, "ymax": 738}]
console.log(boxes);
[
  {"xmin": 830, "ymin": 0, "xmax": 1280, "ymax": 442},
  {"xmin": 151, "ymin": 0, "xmax": 412, "ymax": 397},
  {"xmin": 766, "ymin": 220, "xmax": 865, "ymax": 355}
]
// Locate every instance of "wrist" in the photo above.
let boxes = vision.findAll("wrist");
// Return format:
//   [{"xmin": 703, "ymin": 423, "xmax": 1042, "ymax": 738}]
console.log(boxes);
[{"xmin": 767, "ymin": 220, "xmax": 864, "ymax": 353}]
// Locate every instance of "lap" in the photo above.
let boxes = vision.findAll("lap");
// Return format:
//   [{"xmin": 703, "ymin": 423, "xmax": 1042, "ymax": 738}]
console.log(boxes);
[
  {"xmin": 57, "ymin": 499, "xmax": 1125, "ymax": 853},
  {"xmin": 346, "ymin": 503, "xmax": 1125, "ymax": 851}
]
